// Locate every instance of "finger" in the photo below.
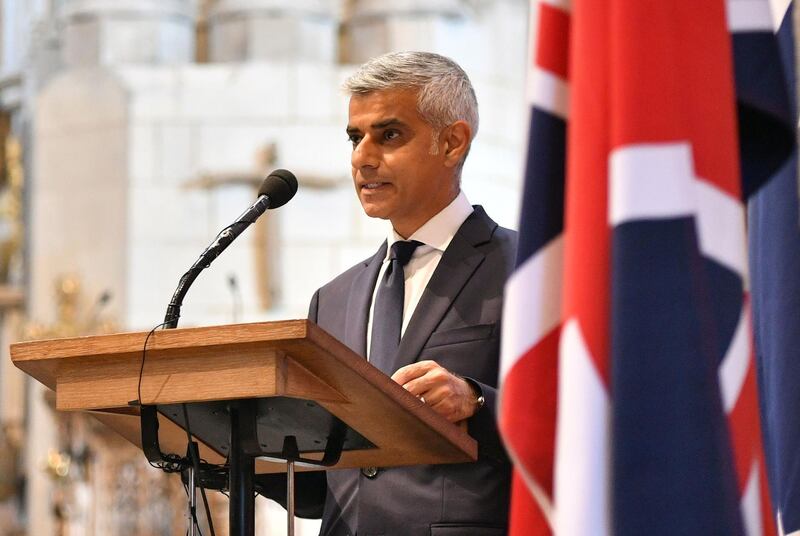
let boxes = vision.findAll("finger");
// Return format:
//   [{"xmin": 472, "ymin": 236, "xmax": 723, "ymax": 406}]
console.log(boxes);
[
  {"xmin": 424, "ymin": 382, "xmax": 476, "ymax": 422},
  {"xmin": 391, "ymin": 360, "xmax": 437, "ymax": 384},
  {"xmin": 413, "ymin": 383, "xmax": 450, "ymax": 406},
  {"xmin": 390, "ymin": 362, "xmax": 426, "ymax": 384},
  {"xmin": 428, "ymin": 398, "xmax": 460, "ymax": 422},
  {"xmin": 401, "ymin": 374, "xmax": 435, "ymax": 396},
  {"xmin": 401, "ymin": 367, "xmax": 451, "ymax": 396}
]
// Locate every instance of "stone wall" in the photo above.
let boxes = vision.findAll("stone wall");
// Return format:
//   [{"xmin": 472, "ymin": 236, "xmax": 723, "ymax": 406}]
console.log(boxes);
[{"xmin": 34, "ymin": 56, "xmax": 526, "ymax": 325}]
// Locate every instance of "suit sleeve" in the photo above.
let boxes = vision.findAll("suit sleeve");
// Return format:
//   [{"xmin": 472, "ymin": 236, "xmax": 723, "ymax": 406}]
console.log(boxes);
[
  {"xmin": 254, "ymin": 471, "xmax": 326, "ymax": 519},
  {"xmin": 464, "ymin": 226, "xmax": 515, "ymax": 465},
  {"xmin": 464, "ymin": 380, "xmax": 509, "ymax": 464},
  {"xmin": 308, "ymin": 288, "xmax": 320, "ymax": 323}
]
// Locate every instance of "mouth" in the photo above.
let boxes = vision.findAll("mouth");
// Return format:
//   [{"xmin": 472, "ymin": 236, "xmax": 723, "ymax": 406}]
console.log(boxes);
[{"xmin": 361, "ymin": 182, "xmax": 390, "ymax": 190}]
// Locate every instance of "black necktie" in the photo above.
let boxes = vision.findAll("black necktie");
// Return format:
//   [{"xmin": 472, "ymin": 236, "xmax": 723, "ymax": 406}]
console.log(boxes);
[{"xmin": 369, "ymin": 240, "xmax": 423, "ymax": 375}]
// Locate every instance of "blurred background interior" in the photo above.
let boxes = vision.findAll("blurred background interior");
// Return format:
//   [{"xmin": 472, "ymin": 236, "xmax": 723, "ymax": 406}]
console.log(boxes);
[{"xmin": 0, "ymin": 0, "xmax": 529, "ymax": 534}]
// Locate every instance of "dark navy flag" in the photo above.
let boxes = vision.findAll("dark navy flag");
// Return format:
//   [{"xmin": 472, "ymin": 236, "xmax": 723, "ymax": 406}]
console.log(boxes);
[{"xmin": 739, "ymin": 1, "xmax": 800, "ymax": 532}]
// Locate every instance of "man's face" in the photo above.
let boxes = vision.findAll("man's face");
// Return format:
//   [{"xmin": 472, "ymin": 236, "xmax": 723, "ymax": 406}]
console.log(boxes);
[{"xmin": 346, "ymin": 88, "xmax": 458, "ymax": 238}]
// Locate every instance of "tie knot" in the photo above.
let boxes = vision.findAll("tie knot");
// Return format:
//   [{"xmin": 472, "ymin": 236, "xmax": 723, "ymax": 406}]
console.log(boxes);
[{"xmin": 389, "ymin": 240, "xmax": 422, "ymax": 267}]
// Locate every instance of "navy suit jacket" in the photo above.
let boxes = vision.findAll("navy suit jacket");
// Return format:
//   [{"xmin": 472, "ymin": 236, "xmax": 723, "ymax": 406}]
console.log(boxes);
[{"xmin": 263, "ymin": 206, "xmax": 516, "ymax": 536}]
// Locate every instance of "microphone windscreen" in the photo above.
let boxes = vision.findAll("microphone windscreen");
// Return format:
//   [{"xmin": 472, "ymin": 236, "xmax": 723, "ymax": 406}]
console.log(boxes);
[{"xmin": 258, "ymin": 169, "xmax": 298, "ymax": 208}]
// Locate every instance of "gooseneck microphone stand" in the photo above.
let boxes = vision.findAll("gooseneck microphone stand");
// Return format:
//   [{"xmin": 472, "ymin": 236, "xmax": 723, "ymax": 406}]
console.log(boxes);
[
  {"xmin": 161, "ymin": 194, "xmax": 272, "ymax": 536},
  {"xmin": 139, "ymin": 171, "xmax": 298, "ymax": 536},
  {"xmin": 163, "ymin": 193, "xmax": 272, "ymax": 330}
]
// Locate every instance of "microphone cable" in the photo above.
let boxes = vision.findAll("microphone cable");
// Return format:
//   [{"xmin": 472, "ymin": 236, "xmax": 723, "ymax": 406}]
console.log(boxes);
[{"xmin": 135, "ymin": 321, "xmax": 217, "ymax": 536}]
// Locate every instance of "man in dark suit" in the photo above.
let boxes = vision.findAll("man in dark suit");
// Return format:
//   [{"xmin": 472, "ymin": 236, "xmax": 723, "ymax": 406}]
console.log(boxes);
[{"xmin": 273, "ymin": 51, "xmax": 515, "ymax": 536}]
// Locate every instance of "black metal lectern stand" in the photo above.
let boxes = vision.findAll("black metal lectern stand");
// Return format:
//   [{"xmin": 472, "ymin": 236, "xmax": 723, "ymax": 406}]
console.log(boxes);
[{"xmin": 140, "ymin": 395, "xmax": 371, "ymax": 536}]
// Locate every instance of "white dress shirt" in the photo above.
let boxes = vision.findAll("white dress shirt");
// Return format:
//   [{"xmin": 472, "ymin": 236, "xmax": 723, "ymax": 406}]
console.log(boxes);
[{"xmin": 366, "ymin": 191, "xmax": 474, "ymax": 360}]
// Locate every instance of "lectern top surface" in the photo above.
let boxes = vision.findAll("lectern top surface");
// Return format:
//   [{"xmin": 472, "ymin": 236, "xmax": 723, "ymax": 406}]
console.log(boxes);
[{"xmin": 10, "ymin": 319, "xmax": 477, "ymax": 472}]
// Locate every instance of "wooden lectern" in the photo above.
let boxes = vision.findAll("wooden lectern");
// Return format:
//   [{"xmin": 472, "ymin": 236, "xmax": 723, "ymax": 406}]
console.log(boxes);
[{"xmin": 10, "ymin": 319, "xmax": 477, "ymax": 535}]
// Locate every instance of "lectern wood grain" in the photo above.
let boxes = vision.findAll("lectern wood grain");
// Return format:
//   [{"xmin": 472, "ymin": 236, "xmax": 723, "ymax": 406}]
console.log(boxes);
[{"xmin": 10, "ymin": 320, "xmax": 477, "ymax": 472}]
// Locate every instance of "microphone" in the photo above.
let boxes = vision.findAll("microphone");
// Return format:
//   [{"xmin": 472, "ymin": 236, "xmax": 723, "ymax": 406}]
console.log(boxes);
[
  {"xmin": 163, "ymin": 169, "xmax": 298, "ymax": 328},
  {"xmin": 258, "ymin": 168, "xmax": 298, "ymax": 208}
]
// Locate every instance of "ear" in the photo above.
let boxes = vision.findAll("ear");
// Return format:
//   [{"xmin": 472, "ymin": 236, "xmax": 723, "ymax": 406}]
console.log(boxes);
[{"xmin": 441, "ymin": 120, "xmax": 472, "ymax": 168}]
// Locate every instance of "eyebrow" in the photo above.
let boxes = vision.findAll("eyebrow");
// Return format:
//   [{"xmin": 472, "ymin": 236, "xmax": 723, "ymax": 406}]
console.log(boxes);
[{"xmin": 346, "ymin": 118, "xmax": 406, "ymax": 135}]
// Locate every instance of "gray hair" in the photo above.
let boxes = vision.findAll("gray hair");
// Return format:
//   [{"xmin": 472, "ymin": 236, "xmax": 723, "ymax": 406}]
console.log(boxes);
[{"xmin": 343, "ymin": 51, "xmax": 479, "ymax": 141}]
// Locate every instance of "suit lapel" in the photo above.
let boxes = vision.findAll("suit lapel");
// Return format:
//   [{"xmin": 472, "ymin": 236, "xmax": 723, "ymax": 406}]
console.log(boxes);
[
  {"xmin": 344, "ymin": 242, "xmax": 386, "ymax": 358},
  {"xmin": 393, "ymin": 206, "xmax": 496, "ymax": 371}
]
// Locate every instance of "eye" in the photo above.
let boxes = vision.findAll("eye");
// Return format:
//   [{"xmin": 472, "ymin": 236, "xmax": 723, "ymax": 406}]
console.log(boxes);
[
  {"xmin": 383, "ymin": 129, "xmax": 400, "ymax": 141},
  {"xmin": 348, "ymin": 134, "xmax": 362, "ymax": 148}
]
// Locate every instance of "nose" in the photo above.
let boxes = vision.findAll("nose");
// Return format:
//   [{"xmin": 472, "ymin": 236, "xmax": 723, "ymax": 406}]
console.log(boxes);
[{"xmin": 351, "ymin": 135, "xmax": 379, "ymax": 171}]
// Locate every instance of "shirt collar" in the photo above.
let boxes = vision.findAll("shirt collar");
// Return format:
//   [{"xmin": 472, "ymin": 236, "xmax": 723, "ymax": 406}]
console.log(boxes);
[{"xmin": 385, "ymin": 190, "xmax": 474, "ymax": 257}]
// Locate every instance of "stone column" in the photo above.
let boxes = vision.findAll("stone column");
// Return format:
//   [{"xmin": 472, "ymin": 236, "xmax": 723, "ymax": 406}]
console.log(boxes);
[
  {"xmin": 343, "ymin": 0, "xmax": 467, "ymax": 63},
  {"xmin": 26, "ymin": 56, "xmax": 131, "ymax": 536},
  {"xmin": 208, "ymin": 0, "xmax": 339, "ymax": 62},
  {"xmin": 60, "ymin": 0, "xmax": 195, "ymax": 67}
]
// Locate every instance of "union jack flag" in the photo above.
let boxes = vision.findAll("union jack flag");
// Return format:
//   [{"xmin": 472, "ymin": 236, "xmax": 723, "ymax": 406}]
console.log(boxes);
[{"xmin": 498, "ymin": 0, "xmax": 794, "ymax": 533}]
